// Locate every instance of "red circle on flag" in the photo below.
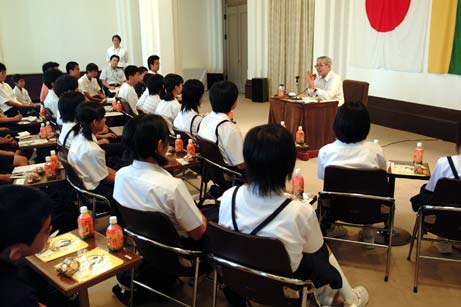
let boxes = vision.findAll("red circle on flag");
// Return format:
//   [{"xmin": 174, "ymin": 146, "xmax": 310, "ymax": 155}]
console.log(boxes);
[{"xmin": 366, "ymin": 0, "xmax": 411, "ymax": 32}]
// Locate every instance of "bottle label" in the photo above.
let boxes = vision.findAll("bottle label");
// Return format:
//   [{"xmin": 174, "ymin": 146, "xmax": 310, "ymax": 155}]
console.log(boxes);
[
  {"xmin": 78, "ymin": 216, "xmax": 94, "ymax": 239},
  {"xmin": 187, "ymin": 144, "xmax": 196, "ymax": 156},
  {"xmin": 413, "ymin": 149, "xmax": 423, "ymax": 164},
  {"xmin": 107, "ymin": 228, "xmax": 124, "ymax": 252},
  {"xmin": 45, "ymin": 163, "xmax": 56, "ymax": 179},
  {"xmin": 296, "ymin": 131, "xmax": 305, "ymax": 144},
  {"xmin": 175, "ymin": 139, "xmax": 184, "ymax": 152},
  {"xmin": 292, "ymin": 176, "xmax": 304, "ymax": 196}
]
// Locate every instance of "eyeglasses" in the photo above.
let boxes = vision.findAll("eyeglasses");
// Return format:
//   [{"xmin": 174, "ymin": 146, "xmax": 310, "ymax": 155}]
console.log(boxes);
[{"xmin": 315, "ymin": 63, "xmax": 328, "ymax": 67}]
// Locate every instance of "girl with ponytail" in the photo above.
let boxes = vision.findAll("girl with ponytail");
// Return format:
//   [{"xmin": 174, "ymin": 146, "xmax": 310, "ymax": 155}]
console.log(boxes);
[{"xmin": 155, "ymin": 73, "xmax": 183, "ymax": 134}]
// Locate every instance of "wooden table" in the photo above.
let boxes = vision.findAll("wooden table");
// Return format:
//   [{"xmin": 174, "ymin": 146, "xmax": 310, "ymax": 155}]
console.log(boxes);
[
  {"xmin": 13, "ymin": 168, "xmax": 66, "ymax": 188},
  {"xmin": 18, "ymin": 134, "xmax": 57, "ymax": 150},
  {"xmin": 268, "ymin": 96, "xmax": 338, "ymax": 151},
  {"xmin": 164, "ymin": 151, "xmax": 201, "ymax": 173},
  {"xmin": 26, "ymin": 231, "xmax": 142, "ymax": 307}
]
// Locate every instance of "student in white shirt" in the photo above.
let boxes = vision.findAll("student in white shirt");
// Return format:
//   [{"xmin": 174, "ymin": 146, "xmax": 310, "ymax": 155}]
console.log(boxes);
[
  {"xmin": 68, "ymin": 102, "xmax": 116, "ymax": 202},
  {"xmin": 307, "ymin": 56, "xmax": 344, "ymax": 106},
  {"xmin": 106, "ymin": 35, "xmax": 128, "ymax": 68},
  {"xmin": 39, "ymin": 61, "xmax": 59, "ymax": 102},
  {"xmin": 57, "ymin": 91, "xmax": 84, "ymax": 148},
  {"xmin": 78, "ymin": 63, "xmax": 105, "ymax": 102},
  {"xmin": 12, "ymin": 75, "xmax": 32, "ymax": 103},
  {"xmin": 198, "ymin": 80, "xmax": 245, "ymax": 170},
  {"xmin": 114, "ymin": 114, "xmax": 208, "ymax": 240},
  {"xmin": 134, "ymin": 66, "xmax": 148, "ymax": 98},
  {"xmin": 137, "ymin": 74, "xmax": 163, "ymax": 114},
  {"xmin": 155, "ymin": 73, "xmax": 183, "ymax": 134},
  {"xmin": 66, "ymin": 61, "xmax": 81, "ymax": 79},
  {"xmin": 53, "ymin": 75, "xmax": 79, "ymax": 126},
  {"xmin": 173, "ymin": 79, "xmax": 204, "ymax": 137},
  {"xmin": 219, "ymin": 124, "xmax": 368, "ymax": 307},
  {"xmin": 147, "ymin": 55, "xmax": 160, "ymax": 74},
  {"xmin": 43, "ymin": 69, "xmax": 64, "ymax": 120},
  {"xmin": 117, "ymin": 65, "xmax": 140, "ymax": 115},
  {"xmin": 100, "ymin": 55, "xmax": 126, "ymax": 93}
]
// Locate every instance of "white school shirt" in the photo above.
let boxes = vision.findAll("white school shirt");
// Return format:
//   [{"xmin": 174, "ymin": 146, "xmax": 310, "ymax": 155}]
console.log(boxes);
[
  {"xmin": 68, "ymin": 133, "xmax": 108, "ymax": 190},
  {"xmin": 138, "ymin": 94, "xmax": 161, "ymax": 114},
  {"xmin": 106, "ymin": 46, "xmax": 128, "ymax": 67},
  {"xmin": 99, "ymin": 66, "xmax": 126, "ymax": 85},
  {"xmin": 118, "ymin": 83, "xmax": 139, "ymax": 115},
  {"xmin": 137, "ymin": 89, "xmax": 149, "ymax": 108},
  {"xmin": 0, "ymin": 81, "xmax": 17, "ymax": 112},
  {"xmin": 198, "ymin": 112, "xmax": 244, "ymax": 166},
  {"xmin": 155, "ymin": 98, "xmax": 181, "ymax": 133},
  {"xmin": 317, "ymin": 140, "xmax": 387, "ymax": 180},
  {"xmin": 173, "ymin": 109, "xmax": 203, "ymax": 137},
  {"xmin": 308, "ymin": 71, "xmax": 344, "ymax": 106},
  {"xmin": 58, "ymin": 122, "xmax": 76, "ymax": 148},
  {"xmin": 219, "ymin": 185, "xmax": 324, "ymax": 272},
  {"xmin": 43, "ymin": 89, "xmax": 59, "ymax": 119},
  {"xmin": 425, "ymin": 155, "xmax": 461, "ymax": 192},
  {"xmin": 13, "ymin": 86, "xmax": 32, "ymax": 103},
  {"xmin": 78, "ymin": 74, "xmax": 101, "ymax": 97},
  {"xmin": 113, "ymin": 160, "xmax": 203, "ymax": 237}
]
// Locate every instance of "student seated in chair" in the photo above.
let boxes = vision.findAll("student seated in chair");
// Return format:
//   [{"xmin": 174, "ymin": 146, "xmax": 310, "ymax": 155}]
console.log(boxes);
[
  {"xmin": 219, "ymin": 124, "xmax": 368, "ymax": 307},
  {"xmin": 136, "ymin": 74, "xmax": 163, "ymax": 114},
  {"xmin": 12, "ymin": 74, "xmax": 32, "ymax": 104},
  {"xmin": 117, "ymin": 65, "xmax": 140, "ymax": 115},
  {"xmin": 155, "ymin": 73, "xmax": 183, "ymax": 134},
  {"xmin": 134, "ymin": 66, "xmax": 148, "ymax": 98},
  {"xmin": 198, "ymin": 80, "xmax": 245, "ymax": 170},
  {"xmin": 100, "ymin": 55, "xmax": 126, "ymax": 96},
  {"xmin": 78, "ymin": 63, "xmax": 105, "ymax": 102},
  {"xmin": 43, "ymin": 69, "xmax": 64, "ymax": 120},
  {"xmin": 173, "ymin": 79, "xmax": 204, "ymax": 137},
  {"xmin": 57, "ymin": 91, "xmax": 84, "ymax": 148},
  {"xmin": 51, "ymin": 75, "xmax": 78, "ymax": 125},
  {"xmin": 39, "ymin": 61, "xmax": 60, "ymax": 102},
  {"xmin": 66, "ymin": 61, "xmax": 81, "ymax": 79}
]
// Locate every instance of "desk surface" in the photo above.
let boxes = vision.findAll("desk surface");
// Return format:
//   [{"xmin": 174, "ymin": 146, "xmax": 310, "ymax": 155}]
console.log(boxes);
[
  {"xmin": 164, "ymin": 151, "xmax": 201, "ymax": 172},
  {"xmin": 18, "ymin": 134, "xmax": 57, "ymax": 150},
  {"xmin": 13, "ymin": 168, "xmax": 65, "ymax": 188},
  {"xmin": 388, "ymin": 161, "xmax": 431, "ymax": 180}
]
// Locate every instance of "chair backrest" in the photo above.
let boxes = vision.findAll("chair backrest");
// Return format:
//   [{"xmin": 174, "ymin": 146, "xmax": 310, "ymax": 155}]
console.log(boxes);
[
  {"xmin": 115, "ymin": 204, "xmax": 184, "ymax": 275},
  {"xmin": 321, "ymin": 166, "xmax": 393, "ymax": 225},
  {"xmin": 58, "ymin": 151, "xmax": 85, "ymax": 189},
  {"xmin": 343, "ymin": 80, "xmax": 369, "ymax": 106},
  {"xmin": 173, "ymin": 128, "xmax": 193, "ymax": 145},
  {"xmin": 119, "ymin": 98, "xmax": 135, "ymax": 117},
  {"xmin": 207, "ymin": 222, "xmax": 304, "ymax": 306}
]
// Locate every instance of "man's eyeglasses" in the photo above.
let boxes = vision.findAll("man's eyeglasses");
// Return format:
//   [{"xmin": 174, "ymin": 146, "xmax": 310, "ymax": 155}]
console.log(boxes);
[{"xmin": 315, "ymin": 63, "xmax": 328, "ymax": 67}]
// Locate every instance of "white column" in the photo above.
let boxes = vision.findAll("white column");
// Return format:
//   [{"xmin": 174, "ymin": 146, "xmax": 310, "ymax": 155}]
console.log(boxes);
[
  {"xmin": 247, "ymin": 0, "xmax": 269, "ymax": 79},
  {"xmin": 114, "ymin": 0, "xmax": 142, "ymax": 66},
  {"xmin": 206, "ymin": 0, "xmax": 224, "ymax": 72}
]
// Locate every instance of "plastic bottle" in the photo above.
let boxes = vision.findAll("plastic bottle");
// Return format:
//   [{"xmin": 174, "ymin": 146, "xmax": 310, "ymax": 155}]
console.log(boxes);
[
  {"xmin": 106, "ymin": 216, "xmax": 124, "ymax": 252},
  {"xmin": 44, "ymin": 156, "xmax": 56, "ymax": 180},
  {"xmin": 278, "ymin": 83, "xmax": 285, "ymax": 96},
  {"xmin": 45, "ymin": 121, "xmax": 52, "ymax": 136},
  {"xmin": 291, "ymin": 168, "xmax": 304, "ymax": 198},
  {"xmin": 78, "ymin": 206, "xmax": 94, "ymax": 240},
  {"xmin": 295, "ymin": 126, "xmax": 305, "ymax": 145},
  {"xmin": 413, "ymin": 142, "xmax": 424, "ymax": 165},
  {"xmin": 40, "ymin": 123, "xmax": 48, "ymax": 138},
  {"xmin": 40, "ymin": 105, "xmax": 46, "ymax": 117},
  {"xmin": 280, "ymin": 121, "xmax": 286, "ymax": 128},
  {"xmin": 50, "ymin": 150, "xmax": 59, "ymax": 170},
  {"xmin": 175, "ymin": 135, "xmax": 184, "ymax": 152},
  {"xmin": 112, "ymin": 100, "xmax": 118, "ymax": 111},
  {"xmin": 186, "ymin": 139, "xmax": 196, "ymax": 157},
  {"xmin": 116, "ymin": 101, "xmax": 123, "ymax": 112}
]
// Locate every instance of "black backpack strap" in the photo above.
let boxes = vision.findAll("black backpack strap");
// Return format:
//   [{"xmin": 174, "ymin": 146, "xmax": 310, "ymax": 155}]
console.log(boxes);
[
  {"xmin": 447, "ymin": 156, "xmax": 460, "ymax": 179},
  {"xmin": 250, "ymin": 198, "xmax": 292, "ymax": 235},
  {"xmin": 231, "ymin": 185, "xmax": 242, "ymax": 232},
  {"xmin": 214, "ymin": 119, "xmax": 231, "ymax": 146},
  {"xmin": 190, "ymin": 114, "xmax": 201, "ymax": 135},
  {"xmin": 62, "ymin": 125, "xmax": 76, "ymax": 147}
]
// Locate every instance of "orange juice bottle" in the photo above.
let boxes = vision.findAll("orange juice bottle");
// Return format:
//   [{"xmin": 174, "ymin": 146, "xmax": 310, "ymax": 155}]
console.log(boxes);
[
  {"xmin": 44, "ymin": 156, "xmax": 56, "ymax": 180},
  {"xmin": 291, "ymin": 168, "xmax": 304, "ymax": 198},
  {"xmin": 413, "ymin": 142, "xmax": 424, "ymax": 165},
  {"xmin": 45, "ymin": 121, "xmax": 52, "ymax": 137},
  {"xmin": 295, "ymin": 126, "xmax": 305, "ymax": 145},
  {"xmin": 175, "ymin": 134, "xmax": 184, "ymax": 152},
  {"xmin": 40, "ymin": 123, "xmax": 47, "ymax": 138},
  {"xmin": 78, "ymin": 206, "xmax": 94, "ymax": 240},
  {"xmin": 278, "ymin": 83, "xmax": 285, "ymax": 96},
  {"xmin": 106, "ymin": 216, "xmax": 124, "ymax": 252},
  {"xmin": 49, "ymin": 150, "xmax": 59, "ymax": 170},
  {"xmin": 116, "ymin": 102, "xmax": 123, "ymax": 112},
  {"xmin": 186, "ymin": 139, "xmax": 196, "ymax": 157}
]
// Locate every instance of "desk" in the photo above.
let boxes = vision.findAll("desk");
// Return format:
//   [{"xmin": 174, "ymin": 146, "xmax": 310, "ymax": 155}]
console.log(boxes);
[
  {"xmin": 164, "ymin": 151, "xmax": 201, "ymax": 173},
  {"xmin": 26, "ymin": 231, "xmax": 142, "ymax": 307},
  {"xmin": 18, "ymin": 135, "xmax": 57, "ymax": 150},
  {"xmin": 13, "ymin": 168, "xmax": 66, "ymax": 188},
  {"xmin": 268, "ymin": 96, "xmax": 338, "ymax": 151},
  {"xmin": 109, "ymin": 126, "xmax": 124, "ymax": 138}
]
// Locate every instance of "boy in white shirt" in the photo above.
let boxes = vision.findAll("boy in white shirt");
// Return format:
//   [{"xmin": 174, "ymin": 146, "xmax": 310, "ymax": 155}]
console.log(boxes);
[
  {"xmin": 117, "ymin": 65, "xmax": 140, "ymax": 116},
  {"xmin": 12, "ymin": 75, "xmax": 32, "ymax": 103},
  {"xmin": 43, "ymin": 69, "xmax": 64, "ymax": 120},
  {"xmin": 173, "ymin": 79, "xmax": 204, "ymax": 137},
  {"xmin": 155, "ymin": 73, "xmax": 183, "ymax": 134},
  {"xmin": 53, "ymin": 75, "xmax": 79, "ymax": 125},
  {"xmin": 147, "ymin": 55, "xmax": 160, "ymax": 74},
  {"xmin": 78, "ymin": 63, "xmax": 105, "ymax": 102},
  {"xmin": 137, "ymin": 74, "xmax": 163, "ymax": 114},
  {"xmin": 66, "ymin": 61, "xmax": 81, "ymax": 79}
]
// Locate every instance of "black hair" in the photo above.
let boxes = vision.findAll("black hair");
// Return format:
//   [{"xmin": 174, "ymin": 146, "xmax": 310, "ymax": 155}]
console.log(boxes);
[
  {"xmin": 13, "ymin": 74, "xmax": 24, "ymax": 83},
  {"xmin": 58, "ymin": 91, "xmax": 85, "ymax": 123},
  {"xmin": 43, "ymin": 69, "xmax": 64, "ymax": 89},
  {"xmin": 71, "ymin": 101, "xmax": 105, "ymax": 141},
  {"xmin": 243, "ymin": 124, "xmax": 296, "ymax": 196},
  {"xmin": 333, "ymin": 101, "xmax": 371, "ymax": 143},
  {"xmin": 0, "ymin": 185, "xmax": 51, "ymax": 251},
  {"xmin": 110, "ymin": 54, "xmax": 120, "ymax": 61},
  {"xmin": 122, "ymin": 114, "xmax": 169, "ymax": 166},
  {"xmin": 112, "ymin": 34, "xmax": 122, "ymax": 42},
  {"xmin": 0, "ymin": 62, "xmax": 6, "ymax": 72},
  {"xmin": 66, "ymin": 61, "xmax": 79, "ymax": 74},
  {"xmin": 139, "ymin": 66, "xmax": 148, "ymax": 73},
  {"xmin": 181, "ymin": 79, "xmax": 204, "ymax": 113},
  {"xmin": 86, "ymin": 63, "xmax": 99, "ymax": 73},
  {"xmin": 54, "ymin": 75, "xmax": 78, "ymax": 97},
  {"xmin": 41, "ymin": 61, "xmax": 59, "ymax": 73},
  {"xmin": 209, "ymin": 80, "xmax": 238, "ymax": 113},
  {"xmin": 163, "ymin": 73, "xmax": 183, "ymax": 101},
  {"xmin": 147, "ymin": 74, "xmax": 164, "ymax": 96},
  {"xmin": 124, "ymin": 65, "xmax": 139, "ymax": 80},
  {"xmin": 147, "ymin": 55, "xmax": 160, "ymax": 69}
]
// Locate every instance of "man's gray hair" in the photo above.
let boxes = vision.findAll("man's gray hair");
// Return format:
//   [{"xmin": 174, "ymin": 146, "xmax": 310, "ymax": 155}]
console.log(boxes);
[{"xmin": 317, "ymin": 56, "xmax": 332, "ymax": 65}]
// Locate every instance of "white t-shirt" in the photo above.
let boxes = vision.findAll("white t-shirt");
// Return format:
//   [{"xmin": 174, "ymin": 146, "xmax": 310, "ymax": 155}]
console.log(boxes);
[
  {"xmin": 317, "ymin": 140, "xmax": 387, "ymax": 180},
  {"xmin": 308, "ymin": 71, "xmax": 344, "ymax": 106},
  {"xmin": 78, "ymin": 75, "xmax": 101, "ymax": 97},
  {"xmin": 58, "ymin": 122, "xmax": 76, "ymax": 148},
  {"xmin": 43, "ymin": 89, "xmax": 59, "ymax": 119},
  {"xmin": 106, "ymin": 46, "xmax": 128, "ymax": 67},
  {"xmin": 198, "ymin": 112, "xmax": 244, "ymax": 166},
  {"xmin": 137, "ymin": 94, "xmax": 161, "ymax": 114},
  {"xmin": 0, "ymin": 81, "xmax": 16, "ymax": 112},
  {"xmin": 219, "ymin": 185, "xmax": 324, "ymax": 272},
  {"xmin": 137, "ymin": 88, "xmax": 149, "ymax": 108},
  {"xmin": 113, "ymin": 160, "xmax": 203, "ymax": 237},
  {"xmin": 68, "ymin": 133, "xmax": 108, "ymax": 190},
  {"xmin": 118, "ymin": 83, "xmax": 139, "ymax": 115},
  {"xmin": 425, "ymin": 155, "xmax": 461, "ymax": 192},
  {"xmin": 100, "ymin": 66, "xmax": 126, "ymax": 85},
  {"xmin": 174, "ymin": 109, "xmax": 203, "ymax": 137},
  {"xmin": 13, "ymin": 86, "xmax": 32, "ymax": 103},
  {"xmin": 155, "ymin": 99, "xmax": 181, "ymax": 134}
]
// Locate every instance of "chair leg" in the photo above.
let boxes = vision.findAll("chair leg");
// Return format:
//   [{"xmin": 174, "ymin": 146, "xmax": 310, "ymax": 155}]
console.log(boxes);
[
  {"xmin": 300, "ymin": 286, "xmax": 308, "ymax": 307},
  {"xmin": 414, "ymin": 214, "xmax": 423, "ymax": 293},
  {"xmin": 129, "ymin": 266, "xmax": 135, "ymax": 307},
  {"xmin": 385, "ymin": 206, "xmax": 394, "ymax": 282},
  {"xmin": 192, "ymin": 257, "xmax": 200, "ymax": 307},
  {"xmin": 407, "ymin": 215, "xmax": 419, "ymax": 261},
  {"xmin": 212, "ymin": 269, "xmax": 218, "ymax": 307}
]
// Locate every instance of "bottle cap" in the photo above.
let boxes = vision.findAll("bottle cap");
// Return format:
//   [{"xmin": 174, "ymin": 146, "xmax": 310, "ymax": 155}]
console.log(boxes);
[
  {"xmin": 417, "ymin": 142, "xmax": 422, "ymax": 147},
  {"xmin": 45, "ymin": 156, "xmax": 51, "ymax": 162},
  {"xmin": 41, "ymin": 123, "xmax": 45, "ymax": 127},
  {"xmin": 302, "ymin": 193, "xmax": 309, "ymax": 200},
  {"xmin": 176, "ymin": 134, "xmax": 181, "ymax": 139},
  {"xmin": 188, "ymin": 139, "xmax": 193, "ymax": 144},
  {"xmin": 373, "ymin": 139, "xmax": 379, "ymax": 144},
  {"xmin": 281, "ymin": 121, "xmax": 285, "ymax": 125},
  {"xmin": 109, "ymin": 216, "xmax": 117, "ymax": 224},
  {"xmin": 46, "ymin": 121, "xmax": 50, "ymax": 125},
  {"xmin": 80, "ymin": 206, "xmax": 88, "ymax": 214},
  {"xmin": 298, "ymin": 126, "xmax": 302, "ymax": 130},
  {"xmin": 50, "ymin": 150, "xmax": 56, "ymax": 155},
  {"xmin": 295, "ymin": 168, "xmax": 302, "ymax": 175}
]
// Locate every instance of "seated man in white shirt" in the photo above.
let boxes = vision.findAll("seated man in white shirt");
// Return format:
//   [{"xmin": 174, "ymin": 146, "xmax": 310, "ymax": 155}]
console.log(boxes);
[
  {"xmin": 117, "ymin": 65, "xmax": 140, "ymax": 116},
  {"xmin": 66, "ymin": 61, "xmax": 81, "ymax": 79},
  {"xmin": 78, "ymin": 63, "xmax": 105, "ymax": 102},
  {"xmin": 106, "ymin": 34, "xmax": 128, "ymax": 68},
  {"xmin": 12, "ymin": 75, "xmax": 32, "ymax": 103},
  {"xmin": 147, "ymin": 55, "xmax": 160, "ymax": 75},
  {"xmin": 100, "ymin": 55, "xmax": 126, "ymax": 96},
  {"xmin": 307, "ymin": 56, "xmax": 344, "ymax": 106},
  {"xmin": 43, "ymin": 69, "xmax": 64, "ymax": 120},
  {"xmin": 198, "ymin": 80, "xmax": 245, "ymax": 170}
]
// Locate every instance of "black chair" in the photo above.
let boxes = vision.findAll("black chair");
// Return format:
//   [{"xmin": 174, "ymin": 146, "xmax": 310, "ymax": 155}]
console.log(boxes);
[
  {"xmin": 119, "ymin": 98, "xmax": 136, "ymax": 118},
  {"xmin": 206, "ymin": 222, "xmax": 320, "ymax": 307},
  {"xmin": 45, "ymin": 107, "xmax": 58, "ymax": 128},
  {"xmin": 196, "ymin": 136, "xmax": 244, "ymax": 204},
  {"xmin": 318, "ymin": 166, "xmax": 395, "ymax": 281},
  {"xmin": 116, "ymin": 204, "xmax": 205, "ymax": 307},
  {"xmin": 407, "ymin": 178, "xmax": 461, "ymax": 293}
]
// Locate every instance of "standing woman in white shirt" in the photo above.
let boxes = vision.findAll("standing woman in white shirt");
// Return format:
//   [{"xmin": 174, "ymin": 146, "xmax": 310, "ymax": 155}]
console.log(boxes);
[
  {"xmin": 137, "ymin": 74, "xmax": 164, "ymax": 114},
  {"xmin": 155, "ymin": 73, "xmax": 183, "ymax": 134},
  {"xmin": 173, "ymin": 79, "xmax": 204, "ymax": 137},
  {"xmin": 106, "ymin": 35, "xmax": 128, "ymax": 68}
]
